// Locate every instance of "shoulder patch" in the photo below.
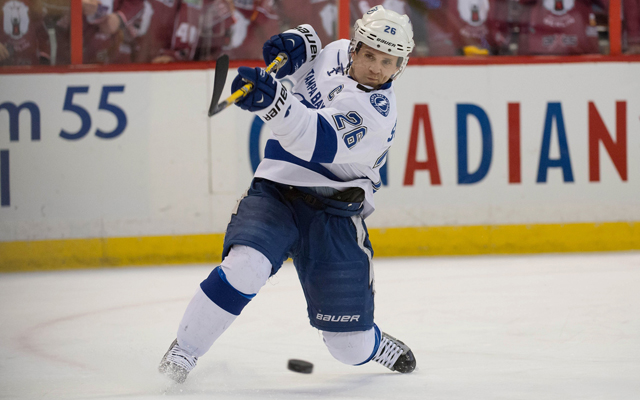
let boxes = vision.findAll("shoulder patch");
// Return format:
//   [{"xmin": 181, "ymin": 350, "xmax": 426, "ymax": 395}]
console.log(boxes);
[{"xmin": 370, "ymin": 93, "xmax": 390, "ymax": 117}]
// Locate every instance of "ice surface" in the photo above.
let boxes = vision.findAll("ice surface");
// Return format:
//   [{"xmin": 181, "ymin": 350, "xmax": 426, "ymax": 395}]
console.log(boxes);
[{"xmin": 1, "ymin": 252, "xmax": 639, "ymax": 399}]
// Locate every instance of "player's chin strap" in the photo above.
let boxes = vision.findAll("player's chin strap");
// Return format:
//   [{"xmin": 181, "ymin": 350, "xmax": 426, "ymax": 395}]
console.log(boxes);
[
  {"xmin": 345, "ymin": 72, "xmax": 391, "ymax": 93},
  {"xmin": 355, "ymin": 80, "xmax": 393, "ymax": 93},
  {"xmin": 356, "ymin": 83, "xmax": 374, "ymax": 93}
]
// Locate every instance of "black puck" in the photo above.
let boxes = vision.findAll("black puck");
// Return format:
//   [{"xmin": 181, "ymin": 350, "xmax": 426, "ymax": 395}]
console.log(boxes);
[{"xmin": 287, "ymin": 359, "xmax": 313, "ymax": 374}]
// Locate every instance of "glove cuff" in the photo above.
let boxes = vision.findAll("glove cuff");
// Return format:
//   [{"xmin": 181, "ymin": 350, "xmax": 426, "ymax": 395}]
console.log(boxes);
[
  {"xmin": 256, "ymin": 81, "xmax": 293, "ymax": 123},
  {"xmin": 286, "ymin": 24, "xmax": 323, "ymax": 64}
]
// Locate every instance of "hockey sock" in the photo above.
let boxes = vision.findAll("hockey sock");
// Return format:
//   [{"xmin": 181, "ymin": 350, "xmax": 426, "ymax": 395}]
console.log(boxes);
[
  {"xmin": 176, "ymin": 246, "xmax": 271, "ymax": 358},
  {"xmin": 322, "ymin": 325, "xmax": 380, "ymax": 365},
  {"xmin": 355, "ymin": 324, "xmax": 381, "ymax": 365},
  {"xmin": 177, "ymin": 286, "xmax": 238, "ymax": 357},
  {"xmin": 177, "ymin": 267, "xmax": 257, "ymax": 358},
  {"xmin": 200, "ymin": 266, "xmax": 256, "ymax": 315}
]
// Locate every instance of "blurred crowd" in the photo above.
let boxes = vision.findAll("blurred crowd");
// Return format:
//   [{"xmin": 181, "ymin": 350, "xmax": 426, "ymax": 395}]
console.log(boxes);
[{"xmin": 1, "ymin": 0, "xmax": 639, "ymax": 66}]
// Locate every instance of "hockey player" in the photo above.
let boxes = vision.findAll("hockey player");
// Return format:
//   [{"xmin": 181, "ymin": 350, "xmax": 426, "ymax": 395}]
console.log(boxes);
[{"xmin": 159, "ymin": 5, "xmax": 417, "ymax": 383}]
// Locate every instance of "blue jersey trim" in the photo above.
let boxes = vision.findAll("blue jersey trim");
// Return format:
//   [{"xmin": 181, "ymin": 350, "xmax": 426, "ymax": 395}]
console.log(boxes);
[
  {"xmin": 300, "ymin": 97, "xmax": 315, "ymax": 109},
  {"xmin": 374, "ymin": 149, "xmax": 388, "ymax": 168},
  {"xmin": 264, "ymin": 139, "xmax": 344, "ymax": 182},
  {"xmin": 310, "ymin": 115, "xmax": 338, "ymax": 163}
]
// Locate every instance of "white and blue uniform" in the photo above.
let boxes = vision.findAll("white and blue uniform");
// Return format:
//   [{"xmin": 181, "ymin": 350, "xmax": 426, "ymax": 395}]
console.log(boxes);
[
  {"xmin": 254, "ymin": 33, "xmax": 398, "ymax": 219},
  {"xmin": 165, "ymin": 6, "xmax": 417, "ymax": 377},
  {"xmin": 176, "ymin": 25, "xmax": 400, "ymax": 367}
]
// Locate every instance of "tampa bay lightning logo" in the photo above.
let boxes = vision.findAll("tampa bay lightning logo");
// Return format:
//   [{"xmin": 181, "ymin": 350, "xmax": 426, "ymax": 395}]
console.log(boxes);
[{"xmin": 370, "ymin": 94, "xmax": 390, "ymax": 117}]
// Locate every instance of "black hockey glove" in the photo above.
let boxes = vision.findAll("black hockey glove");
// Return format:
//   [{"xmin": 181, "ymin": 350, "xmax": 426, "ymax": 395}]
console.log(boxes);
[
  {"xmin": 262, "ymin": 32, "xmax": 306, "ymax": 79},
  {"xmin": 231, "ymin": 66, "xmax": 278, "ymax": 112}
]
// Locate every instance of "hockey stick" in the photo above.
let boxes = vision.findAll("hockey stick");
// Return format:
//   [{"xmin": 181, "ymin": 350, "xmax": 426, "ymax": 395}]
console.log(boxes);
[{"xmin": 208, "ymin": 53, "xmax": 288, "ymax": 117}]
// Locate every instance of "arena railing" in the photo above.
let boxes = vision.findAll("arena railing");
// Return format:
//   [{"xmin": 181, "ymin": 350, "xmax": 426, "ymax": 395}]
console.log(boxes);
[{"xmin": 0, "ymin": 0, "xmax": 639, "ymax": 75}]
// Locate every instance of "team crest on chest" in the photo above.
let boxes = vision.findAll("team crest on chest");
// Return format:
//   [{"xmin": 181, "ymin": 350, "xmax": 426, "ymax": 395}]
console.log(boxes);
[
  {"xmin": 370, "ymin": 93, "xmax": 390, "ymax": 117},
  {"xmin": 3, "ymin": 0, "xmax": 30, "ymax": 40}
]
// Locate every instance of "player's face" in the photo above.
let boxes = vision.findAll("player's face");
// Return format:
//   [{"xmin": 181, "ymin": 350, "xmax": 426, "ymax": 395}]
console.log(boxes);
[{"xmin": 349, "ymin": 44, "xmax": 400, "ymax": 88}]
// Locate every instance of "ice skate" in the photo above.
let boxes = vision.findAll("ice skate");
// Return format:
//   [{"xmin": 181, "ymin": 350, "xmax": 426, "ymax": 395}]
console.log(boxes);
[
  {"xmin": 372, "ymin": 332, "xmax": 416, "ymax": 373},
  {"xmin": 158, "ymin": 339, "xmax": 198, "ymax": 383}
]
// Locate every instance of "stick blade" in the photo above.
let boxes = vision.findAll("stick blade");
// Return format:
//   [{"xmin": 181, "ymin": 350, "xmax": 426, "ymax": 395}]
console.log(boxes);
[
  {"xmin": 208, "ymin": 54, "xmax": 230, "ymax": 117},
  {"xmin": 209, "ymin": 100, "xmax": 229, "ymax": 117}
]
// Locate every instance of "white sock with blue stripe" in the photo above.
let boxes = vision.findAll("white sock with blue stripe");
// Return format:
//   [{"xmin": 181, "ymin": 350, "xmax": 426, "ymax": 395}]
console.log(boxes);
[
  {"xmin": 322, "ymin": 326, "xmax": 379, "ymax": 365},
  {"xmin": 176, "ymin": 246, "xmax": 272, "ymax": 358}
]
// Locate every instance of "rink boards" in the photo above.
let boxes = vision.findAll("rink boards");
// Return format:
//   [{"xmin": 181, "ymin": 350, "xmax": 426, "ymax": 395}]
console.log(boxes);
[{"xmin": 1, "ymin": 62, "xmax": 639, "ymax": 270}]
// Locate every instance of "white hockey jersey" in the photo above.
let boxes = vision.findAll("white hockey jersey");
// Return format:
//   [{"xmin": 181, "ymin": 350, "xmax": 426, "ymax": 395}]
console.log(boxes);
[{"xmin": 253, "ymin": 27, "xmax": 398, "ymax": 218}]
